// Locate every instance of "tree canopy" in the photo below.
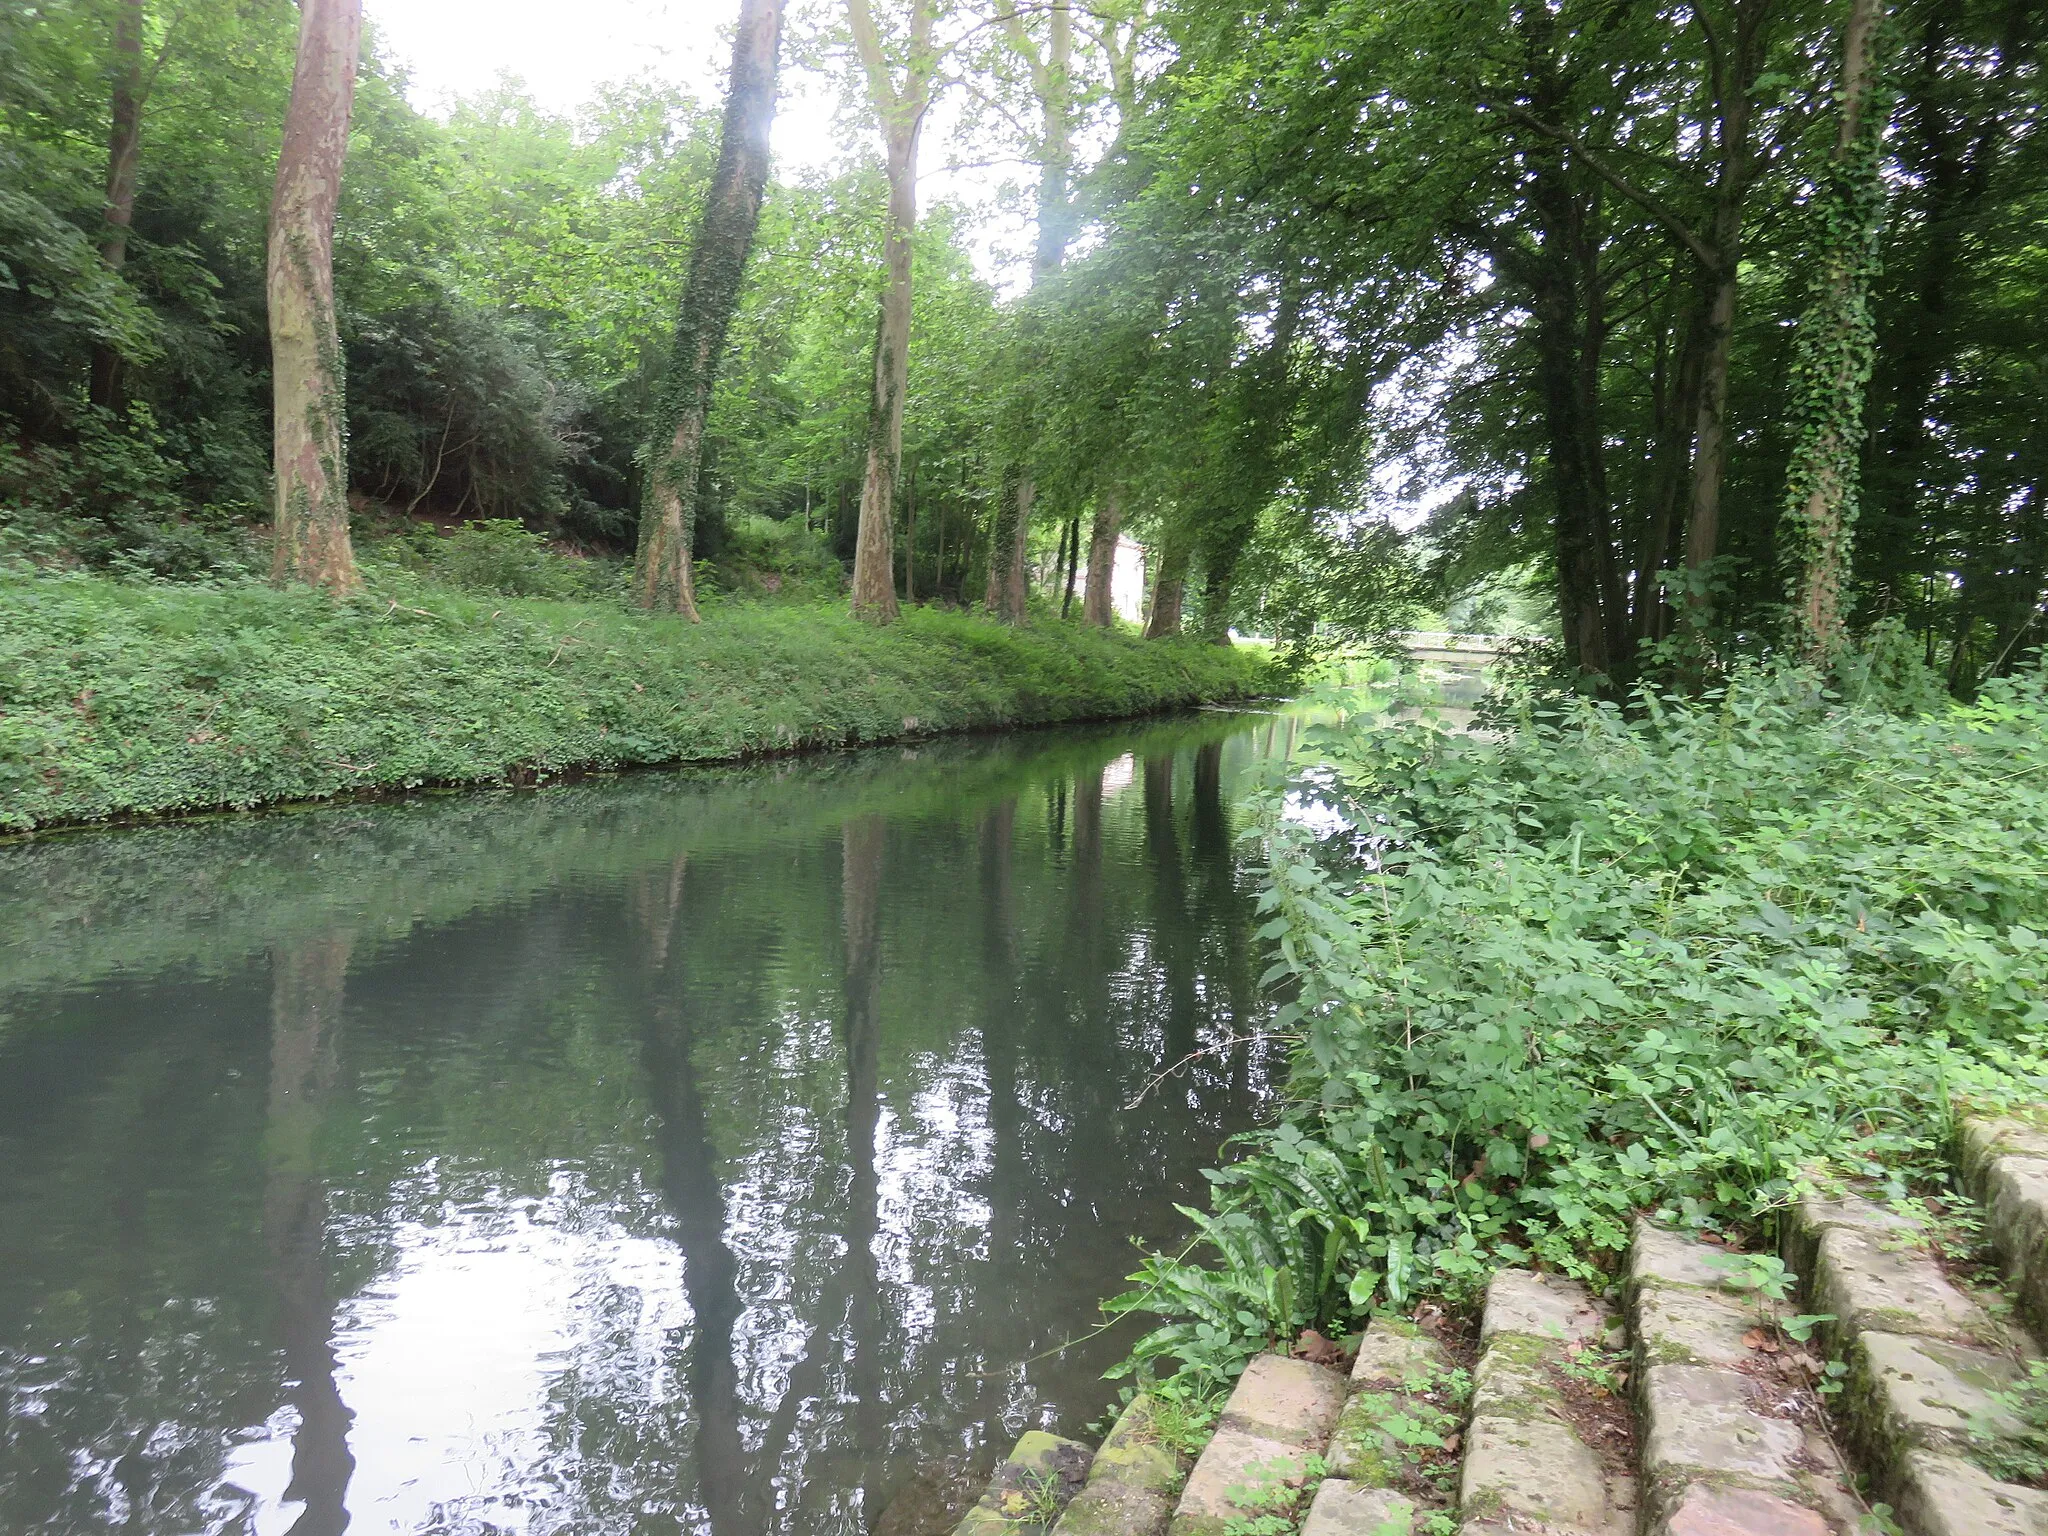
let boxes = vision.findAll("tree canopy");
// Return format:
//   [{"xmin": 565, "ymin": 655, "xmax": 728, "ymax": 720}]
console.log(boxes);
[{"xmin": 0, "ymin": 0, "xmax": 2041, "ymax": 686}]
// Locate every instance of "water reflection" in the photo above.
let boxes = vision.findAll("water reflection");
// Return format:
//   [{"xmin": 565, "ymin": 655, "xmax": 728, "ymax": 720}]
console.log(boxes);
[
  {"xmin": 0, "ymin": 712, "xmax": 1297, "ymax": 1535},
  {"xmin": 264, "ymin": 936, "xmax": 356, "ymax": 1535}
]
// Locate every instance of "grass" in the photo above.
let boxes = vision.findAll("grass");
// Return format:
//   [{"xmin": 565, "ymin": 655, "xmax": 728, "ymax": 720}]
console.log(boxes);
[{"xmin": 0, "ymin": 560, "xmax": 1271, "ymax": 832}]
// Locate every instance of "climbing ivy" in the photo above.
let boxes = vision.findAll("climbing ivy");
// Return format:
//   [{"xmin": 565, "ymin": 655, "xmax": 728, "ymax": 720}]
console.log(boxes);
[{"xmin": 1778, "ymin": 0, "xmax": 1898, "ymax": 660}]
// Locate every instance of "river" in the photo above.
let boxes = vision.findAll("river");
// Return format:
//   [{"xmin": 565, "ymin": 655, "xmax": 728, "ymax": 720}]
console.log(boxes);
[{"xmin": 0, "ymin": 707, "xmax": 1310, "ymax": 1536}]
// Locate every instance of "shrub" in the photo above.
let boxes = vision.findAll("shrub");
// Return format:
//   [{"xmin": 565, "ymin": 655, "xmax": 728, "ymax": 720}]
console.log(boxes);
[
  {"xmin": 0, "ymin": 405, "xmax": 258, "ymax": 578},
  {"xmin": 375, "ymin": 519, "xmax": 614, "ymax": 600},
  {"xmin": 1109, "ymin": 662, "xmax": 2048, "ymax": 1390}
]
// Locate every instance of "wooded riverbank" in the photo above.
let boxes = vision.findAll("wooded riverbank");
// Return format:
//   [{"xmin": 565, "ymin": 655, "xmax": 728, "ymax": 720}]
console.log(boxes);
[{"xmin": 0, "ymin": 564, "xmax": 1270, "ymax": 833}]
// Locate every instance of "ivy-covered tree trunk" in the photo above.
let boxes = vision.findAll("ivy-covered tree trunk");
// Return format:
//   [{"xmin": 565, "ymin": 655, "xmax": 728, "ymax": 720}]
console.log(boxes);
[
  {"xmin": 633, "ymin": 0, "xmax": 785, "ymax": 618},
  {"xmin": 267, "ymin": 0, "xmax": 361, "ymax": 594},
  {"xmin": 982, "ymin": 465, "xmax": 1017, "ymax": 610},
  {"xmin": 1196, "ymin": 544, "xmax": 1238, "ymax": 646},
  {"xmin": 1082, "ymin": 488, "xmax": 1122, "ymax": 626},
  {"xmin": 89, "ymin": 0, "xmax": 144, "ymax": 411},
  {"xmin": 1781, "ymin": 0, "xmax": 1891, "ymax": 659},
  {"xmin": 1145, "ymin": 534, "xmax": 1189, "ymax": 639}
]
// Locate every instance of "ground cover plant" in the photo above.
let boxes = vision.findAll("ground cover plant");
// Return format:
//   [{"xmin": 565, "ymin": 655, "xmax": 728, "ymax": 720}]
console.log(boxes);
[
  {"xmin": 1108, "ymin": 661, "xmax": 2048, "ymax": 1390},
  {"xmin": 0, "ymin": 559, "xmax": 1268, "ymax": 832}
]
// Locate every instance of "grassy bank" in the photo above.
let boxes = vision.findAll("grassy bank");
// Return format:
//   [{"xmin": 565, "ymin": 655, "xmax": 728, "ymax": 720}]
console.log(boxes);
[
  {"xmin": 1107, "ymin": 663, "xmax": 2048, "ymax": 1391},
  {"xmin": 0, "ymin": 563, "xmax": 1270, "ymax": 832}
]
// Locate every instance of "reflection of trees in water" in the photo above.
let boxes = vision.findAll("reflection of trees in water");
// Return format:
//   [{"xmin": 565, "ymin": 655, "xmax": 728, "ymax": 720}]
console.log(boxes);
[
  {"xmin": 632, "ymin": 840, "xmax": 889, "ymax": 1536},
  {"xmin": 0, "ymin": 712, "xmax": 1289, "ymax": 1536},
  {"xmin": 841, "ymin": 817, "xmax": 887, "ymax": 1521},
  {"xmin": 264, "ymin": 935, "xmax": 356, "ymax": 1536}
]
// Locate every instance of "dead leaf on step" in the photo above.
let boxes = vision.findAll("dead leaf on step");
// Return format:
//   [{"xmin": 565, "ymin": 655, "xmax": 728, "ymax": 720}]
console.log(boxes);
[
  {"xmin": 1295, "ymin": 1329, "xmax": 1344, "ymax": 1367},
  {"xmin": 1742, "ymin": 1328, "xmax": 1767, "ymax": 1350}
]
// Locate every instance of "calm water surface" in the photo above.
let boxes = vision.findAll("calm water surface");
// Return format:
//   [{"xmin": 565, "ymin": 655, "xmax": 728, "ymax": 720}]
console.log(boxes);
[{"xmin": 0, "ymin": 709, "xmax": 1308, "ymax": 1536}]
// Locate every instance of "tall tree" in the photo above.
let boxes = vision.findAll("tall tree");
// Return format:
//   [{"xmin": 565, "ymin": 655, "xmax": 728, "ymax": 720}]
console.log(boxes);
[
  {"xmin": 1782, "ymin": 0, "xmax": 1891, "ymax": 657},
  {"xmin": 1082, "ymin": 486, "xmax": 1122, "ymax": 626},
  {"xmin": 846, "ymin": 0, "xmax": 944, "ymax": 623},
  {"xmin": 267, "ymin": 0, "xmax": 362, "ymax": 593},
  {"xmin": 88, "ymin": 0, "xmax": 144, "ymax": 410},
  {"xmin": 632, "ymin": 0, "xmax": 787, "ymax": 617},
  {"xmin": 984, "ymin": 0, "xmax": 1077, "ymax": 623}
]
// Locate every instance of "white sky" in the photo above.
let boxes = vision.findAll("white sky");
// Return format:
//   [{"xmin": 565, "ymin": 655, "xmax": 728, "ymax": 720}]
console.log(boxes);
[
  {"xmin": 367, "ymin": 0, "xmax": 835, "ymax": 160},
  {"xmin": 363, "ymin": 0, "xmax": 1028, "ymax": 279}
]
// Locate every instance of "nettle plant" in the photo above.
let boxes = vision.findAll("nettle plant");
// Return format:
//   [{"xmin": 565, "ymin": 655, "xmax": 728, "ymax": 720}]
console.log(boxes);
[{"xmin": 1110, "ymin": 661, "xmax": 2048, "ymax": 1391}]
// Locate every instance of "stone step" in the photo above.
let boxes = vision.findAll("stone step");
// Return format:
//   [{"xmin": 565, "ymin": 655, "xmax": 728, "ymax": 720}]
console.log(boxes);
[
  {"xmin": 1957, "ymin": 1115, "xmax": 2048, "ymax": 1344},
  {"xmin": 1167, "ymin": 1354, "xmax": 1348, "ymax": 1536},
  {"xmin": 1052, "ymin": 1395, "xmax": 1187, "ymax": 1536},
  {"xmin": 1303, "ymin": 1315, "xmax": 1468, "ymax": 1536},
  {"xmin": 1785, "ymin": 1190, "xmax": 2048, "ymax": 1536},
  {"xmin": 1457, "ymin": 1269, "xmax": 1635, "ymax": 1536},
  {"xmin": 1628, "ymin": 1222, "xmax": 1862, "ymax": 1535},
  {"xmin": 955, "ymin": 1431, "xmax": 1095, "ymax": 1536}
]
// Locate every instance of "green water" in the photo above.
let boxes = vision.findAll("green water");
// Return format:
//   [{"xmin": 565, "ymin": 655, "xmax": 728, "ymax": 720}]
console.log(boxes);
[{"xmin": 0, "ymin": 708, "xmax": 1304, "ymax": 1536}]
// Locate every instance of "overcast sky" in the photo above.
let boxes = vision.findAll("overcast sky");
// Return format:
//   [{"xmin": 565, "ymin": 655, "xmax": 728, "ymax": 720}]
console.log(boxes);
[
  {"xmin": 365, "ymin": 0, "xmax": 848, "ymax": 172},
  {"xmin": 361, "ymin": 0, "xmax": 1034, "ymax": 279}
]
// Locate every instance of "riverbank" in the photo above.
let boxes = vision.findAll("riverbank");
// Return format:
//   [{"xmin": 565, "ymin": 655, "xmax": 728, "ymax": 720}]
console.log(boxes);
[
  {"xmin": 1108, "ymin": 660, "xmax": 2048, "ymax": 1392},
  {"xmin": 0, "ymin": 563, "xmax": 1271, "ymax": 833}
]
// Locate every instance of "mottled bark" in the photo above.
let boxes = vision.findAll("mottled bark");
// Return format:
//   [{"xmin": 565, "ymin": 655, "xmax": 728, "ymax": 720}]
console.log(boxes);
[
  {"xmin": 847, "ymin": 0, "xmax": 940, "ymax": 624},
  {"xmin": 634, "ymin": 0, "xmax": 786, "ymax": 617},
  {"xmin": 1082, "ymin": 488, "xmax": 1122, "ymax": 626},
  {"xmin": 1145, "ymin": 533, "xmax": 1188, "ymax": 639},
  {"xmin": 267, "ymin": 0, "xmax": 361, "ymax": 594},
  {"xmin": 89, "ymin": 0, "xmax": 144, "ymax": 410}
]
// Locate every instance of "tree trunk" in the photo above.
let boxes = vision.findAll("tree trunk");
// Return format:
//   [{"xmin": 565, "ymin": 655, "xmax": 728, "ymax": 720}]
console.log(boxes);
[
  {"xmin": 1197, "ymin": 547, "xmax": 1237, "ymax": 646},
  {"xmin": 903, "ymin": 455, "xmax": 916, "ymax": 602},
  {"xmin": 851, "ymin": 127, "xmax": 916, "ymax": 622},
  {"xmin": 1525, "ymin": 205, "xmax": 1621, "ymax": 678},
  {"xmin": 999, "ymin": 472, "xmax": 1031, "ymax": 621},
  {"xmin": 1677, "ymin": 57, "xmax": 1761, "ymax": 640},
  {"xmin": 89, "ymin": 0, "xmax": 144, "ymax": 411},
  {"xmin": 1083, "ymin": 488, "xmax": 1122, "ymax": 625},
  {"xmin": 986, "ymin": 0, "xmax": 1076, "ymax": 627},
  {"xmin": 1145, "ymin": 533, "xmax": 1189, "ymax": 639},
  {"xmin": 1634, "ymin": 281, "xmax": 1707, "ymax": 641},
  {"xmin": 1060, "ymin": 513, "xmax": 1080, "ymax": 618},
  {"xmin": 1782, "ymin": 0, "xmax": 1890, "ymax": 659},
  {"xmin": 267, "ymin": 0, "xmax": 362, "ymax": 594},
  {"xmin": 633, "ymin": 0, "xmax": 785, "ymax": 617}
]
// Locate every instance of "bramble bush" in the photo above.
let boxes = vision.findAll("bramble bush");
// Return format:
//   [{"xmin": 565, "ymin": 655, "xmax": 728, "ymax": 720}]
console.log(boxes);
[{"xmin": 1109, "ymin": 662, "xmax": 2048, "ymax": 1390}]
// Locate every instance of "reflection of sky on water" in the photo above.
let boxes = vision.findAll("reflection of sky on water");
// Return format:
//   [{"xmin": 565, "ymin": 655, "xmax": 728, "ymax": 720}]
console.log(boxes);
[{"xmin": 224, "ymin": 1174, "xmax": 689, "ymax": 1535}]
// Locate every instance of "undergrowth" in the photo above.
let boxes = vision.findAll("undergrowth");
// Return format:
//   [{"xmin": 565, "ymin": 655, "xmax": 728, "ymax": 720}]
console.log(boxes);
[
  {"xmin": 0, "ymin": 561, "xmax": 1269, "ymax": 831},
  {"xmin": 1107, "ymin": 661, "xmax": 2048, "ymax": 1391}
]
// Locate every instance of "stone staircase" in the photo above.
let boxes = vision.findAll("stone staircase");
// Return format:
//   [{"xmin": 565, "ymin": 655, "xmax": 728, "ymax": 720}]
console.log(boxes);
[{"xmin": 942, "ymin": 1112, "xmax": 2048, "ymax": 1536}]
